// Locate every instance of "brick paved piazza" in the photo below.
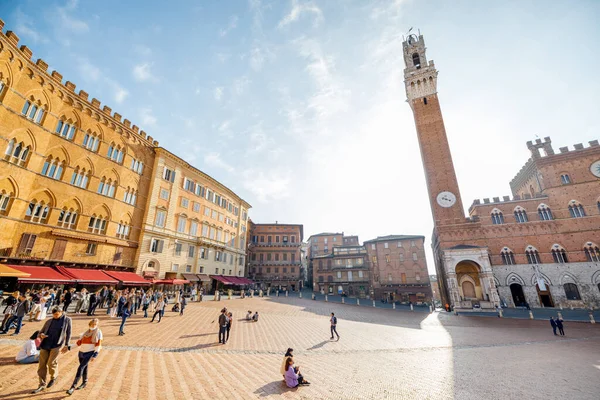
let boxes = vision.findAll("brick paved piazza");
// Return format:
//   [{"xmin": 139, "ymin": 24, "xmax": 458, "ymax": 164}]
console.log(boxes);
[{"xmin": 1, "ymin": 297, "xmax": 599, "ymax": 400}]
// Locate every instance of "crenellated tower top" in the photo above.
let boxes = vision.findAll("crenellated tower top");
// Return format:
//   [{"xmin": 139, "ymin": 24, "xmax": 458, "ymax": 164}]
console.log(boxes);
[{"xmin": 403, "ymin": 34, "xmax": 438, "ymax": 104}]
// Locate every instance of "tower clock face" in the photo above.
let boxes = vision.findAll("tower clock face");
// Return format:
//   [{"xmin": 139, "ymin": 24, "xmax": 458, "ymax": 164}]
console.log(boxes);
[
  {"xmin": 436, "ymin": 191, "xmax": 456, "ymax": 208},
  {"xmin": 591, "ymin": 160, "xmax": 600, "ymax": 178}
]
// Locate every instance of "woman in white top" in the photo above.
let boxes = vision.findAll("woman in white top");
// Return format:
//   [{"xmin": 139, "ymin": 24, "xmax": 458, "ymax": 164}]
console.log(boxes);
[
  {"xmin": 15, "ymin": 331, "xmax": 40, "ymax": 364},
  {"xmin": 150, "ymin": 297, "xmax": 165, "ymax": 323}
]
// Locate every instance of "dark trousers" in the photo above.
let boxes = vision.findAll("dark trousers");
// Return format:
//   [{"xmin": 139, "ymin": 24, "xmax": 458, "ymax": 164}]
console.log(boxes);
[
  {"xmin": 219, "ymin": 326, "xmax": 227, "ymax": 343},
  {"xmin": 72, "ymin": 351, "xmax": 94, "ymax": 388},
  {"xmin": 119, "ymin": 315, "xmax": 128, "ymax": 334},
  {"xmin": 87, "ymin": 302, "xmax": 97, "ymax": 316},
  {"xmin": 63, "ymin": 300, "xmax": 72, "ymax": 312},
  {"xmin": 226, "ymin": 325, "xmax": 231, "ymax": 341},
  {"xmin": 143, "ymin": 304, "xmax": 149, "ymax": 318},
  {"xmin": 558, "ymin": 327, "xmax": 564, "ymax": 335},
  {"xmin": 132, "ymin": 302, "xmax": 138, "ymax": 314},
  {"xmin": 331, "ymin": 325, "xmax": 339, "ymax": 339},
  {"xmin": 151, "ymin": 310, "xmax": 162, "ymax": 322},
  {"xmin": 552, "ymin": 326, "xmax": 557, "ymax": 335},
  {"xmin": 2, "ymin": 315, "xmax": 23, "ymax": 334}
]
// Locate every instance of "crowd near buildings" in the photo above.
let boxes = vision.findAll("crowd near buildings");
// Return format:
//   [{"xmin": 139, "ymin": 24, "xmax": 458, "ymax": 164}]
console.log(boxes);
[{"xmin": 1, "ymin": 20, "xmax": 599, "ymax": 312}]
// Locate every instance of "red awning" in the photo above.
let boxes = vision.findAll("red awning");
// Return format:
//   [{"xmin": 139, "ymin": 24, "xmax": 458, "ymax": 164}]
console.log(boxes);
[
  {"xmin": 57, "ymin": 267, "xmax": 118, "ymax": 285},
  {"xmin": 211, "ymin": 275, "xmax": 235, "ymax": 285},
  {"xmin": 104, "ymin": 271, "xmax": 151, "ymax": 286},
  {"xmin": 238, "ymin": 278, "xmax": 254, "ymax": 285},
  {"xmin": 11, "ymin": 265, "xmax": 74, "ymax": 284},
  {"xmin": 152, "ymin": 279, "xmax": 189, "ymax": 285}
]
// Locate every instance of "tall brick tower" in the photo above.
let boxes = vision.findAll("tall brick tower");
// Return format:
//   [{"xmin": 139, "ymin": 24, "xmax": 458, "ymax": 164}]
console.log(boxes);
[{"xmin": 403, "ymin": 33, "xmax": 464, "ymax": 224}]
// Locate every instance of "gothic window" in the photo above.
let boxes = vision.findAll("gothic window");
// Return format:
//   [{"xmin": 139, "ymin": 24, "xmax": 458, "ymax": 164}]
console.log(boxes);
[
  {"xmin": 41, "ymin": 156, "xmax": 65, "ymax": 180},
  {"xmin": 130, "ymin": 158, "xmax": 144, "ymax": 174},
  {"xmin": 97, "ymin": 177, "xmax": 117, "ymax": 198},
  {"xmin": 491, "ymin": 209, "xmax": 504, "ymax": 225},
  {"xmin": 106, "ymin": 143, "xmax": 124, "ymax": 163},
  {"xmin": 563, "ymin": 283, "xmax": 581, "ymax": 300},
  {"xmin": 568, "ymin": 201, "xmax": 586, "ymax": 218},
  {"xmin": 560, "ymin": 174, "xmax": 571, "ymax": 184},
  {"xmin": 583, "ymin": 243, "xmax": 600, "ymax": 262},
  {"xmin": 82, "ymin": 132, "xmax": 100, "ymax": 152},
  {"xmin": 412, "ymin": 53, "xmax": 421, "ymax": 69},
  {"xmin": 123, "ymin": 187, "xmax": 137, "ymax": 205},
  {"xmin": 70, "ymin": 167, "xmax": 91, "ymax": 189},
  {"xmin": 0, "ymin": 80, "xmax": 5, "ymax": 101},
  {"xmin": 25, "ymin": 201, "xmax": 50, "ymax": 224},
  {"xmin": 537, "ymin": 204, "xmax": 553, "ymax": 221},
  {"xmin": 57, "ymin": 208, "xmax": 78, "ymax": 230},
  {"xmin": 116, "ymin": 221, "xmax": 131, "ymax": 239},
  {"xmin": 55, "ymin": 119, "xmax": 76, "ymax": 140},
  {"xmin": 500, "ymin": 248, "xmax": 516, "ymax": 265},
  {"xmin": 525, "ymin": 246, "xmax": 541, "ymax": 264},
  {"xmin": 4, "ymin": 139, "xmax": 30, "ymax": 166},
  {"xmin": 551, "ymin": 245, "xmax": 568, "ymax": 264},
  {"xmin": 514, "ymin": 207, "xmax": 528, "ymax": 223},
  {"xmin": 88, "ymin": 215, "xmax": 108, "ymax": 234},
  {"xmin": 21, "ymin": 99, "xmax": 46, "ymax": 124},
  {"xmin": 0, "ymin": 191, "xmax": 11, "ymax": 214}
]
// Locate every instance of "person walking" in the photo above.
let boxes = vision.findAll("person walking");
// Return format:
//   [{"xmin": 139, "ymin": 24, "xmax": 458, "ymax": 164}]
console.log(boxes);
[
  {"xmin": 550, "ymin": 317, "xmax": 557, "ymax": 335},
  {"xmin": 118, "ymin": 300, "xmax": 131, "ymax": 336},
  {"xmin": 150, "ymin": 297, "xmax": 165, "ymax": 323},
  {"xmin": 87, "ymin": 291, "xmax": 98, "ymax": 316},
  {"xmin": 226, "ymin": 311, "xmax": 233, "ymax": 342},
  {"xmin": 556, "ymin": 318, "xmax": 565, "ymax": 336},
  {"xmin": 74, "ymin": 289, "xmax": 86, "ymax": 314},
  {"xmin": 218, "ymin": 308, "xmax": 228, "ymax": 344},
  {"xmin": 1, "ymin": 294, "xmax": 31, "ymax": 336},
  {"xmin": 142, "ymin": 290, "xmax": 151, "ymax": 318},
  {"xmin": 180, "ymin": 296, "xmax": 187, "ymax": 316},
  {"xmin": 66, "ymin": 318, "xmax": 102, "ymax": 395},
  {"xmin": 62, "ymin": 288, "xmax": 75, "ymax": 313},
  {"xmin": 330, "ymin": 312, "xmax": 340, "ymax": 340},
  {"xmin": 32, "ymin": 307, "xmax": 72, "ymax": 394}
]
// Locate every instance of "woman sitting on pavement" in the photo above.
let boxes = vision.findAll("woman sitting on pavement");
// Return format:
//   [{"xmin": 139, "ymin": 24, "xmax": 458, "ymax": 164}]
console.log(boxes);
[
  {"xmin": 252, "ymin": 311, "xmax": 259, "ymax": 322},
  {"xmin": 15, "ymin": 331, "xmax": 41, "ymax": 364},
  {"xmin": 284, "ymin": 357, "xmax": 310, "ymax": 388},
  {"xmin": 280, "ymin": 348, "xmax": 297, "ymax": 379},
  {"xmin": 246, "ymin": 311, "xmax": 252, "ymax": 320}
]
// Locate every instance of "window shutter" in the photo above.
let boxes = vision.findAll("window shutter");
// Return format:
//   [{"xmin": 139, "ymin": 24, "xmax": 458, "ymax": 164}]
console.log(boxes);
[
  {"xmin": 157, "ymin": 240, "xmax": 164, "ymax": 253},
  {"xmin": 16, "ymin": 233, "xmax": 32, "ymax": 255}
]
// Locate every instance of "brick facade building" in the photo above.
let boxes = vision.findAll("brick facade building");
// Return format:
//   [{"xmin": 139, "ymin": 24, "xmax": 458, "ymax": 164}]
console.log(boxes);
[
  {"xmin": 364, "ymin": 235, "xmax": 432, "ymax": 303},
  {"xmin": 247, "ymin": 222, "xmax": 304, "ymax": 291},
  {"xmin": 403, "ymin": 33, "xmax": 600, "ymax": 310},
  {"xmin": 312, "ymin": 242, "xmax": 370, "ymax": 298}
]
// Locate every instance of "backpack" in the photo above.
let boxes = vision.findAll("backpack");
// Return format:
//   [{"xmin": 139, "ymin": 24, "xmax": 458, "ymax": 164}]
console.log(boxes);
[{"xmin": 332, "ymin": 316, "xmax": 337, "ymax": 325}]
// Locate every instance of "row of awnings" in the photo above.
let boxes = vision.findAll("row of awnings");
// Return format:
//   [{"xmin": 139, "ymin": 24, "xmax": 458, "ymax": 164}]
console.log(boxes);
[{"xmin": 0, "ymin": 265, "xmax": 254, "ymax": 286}]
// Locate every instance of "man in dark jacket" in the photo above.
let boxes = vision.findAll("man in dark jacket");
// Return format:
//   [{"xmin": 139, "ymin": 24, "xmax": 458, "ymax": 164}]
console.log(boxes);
[
  {"xmin": 32, "ymin": 307, "xmax": 72, "ymax": 394},
  {"xmin": 550, "ymin": 317, "xmax": 557, "ymax": 335},
  {"xmin": 556, "ymin": 318, "xmax": 565, "ymax": 336},
  {"xmin": 0, "ymin": 295, "xmax": 31, "ymax": 335},
  {"xmin": 87, "ymin": 291, "xmax": 98, "ymax": 316},
  {"xmin": 62, "ymin": 288, "xmax": 74, "ymax": 313},
  {"xmin": 218, "ymin": 308, "xmax": 229, "ymax": 344}
]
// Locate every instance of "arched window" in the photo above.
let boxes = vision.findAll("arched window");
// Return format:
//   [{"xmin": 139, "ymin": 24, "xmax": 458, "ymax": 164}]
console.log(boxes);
[
  {"xmin": 57, "ymin": 208, "xmax": 78, "ymax": 230},
  {"xmin": 551, "ymin": 245, "xmax": 568, "ymax": 264},
  {"xmin": 583, "ymin": 242, "xmax": 600, "ymax": 262},
  {"xmin": 327, "ymin": 275, "xmax": 333, "ymax": 282},
  {"xmin": 412, "ymin": 53, "xmax": 421, "ymax": 69},
  {"xmin": 0, "ymin": 190, "xmax": 12, "ymax": 214},
  {"xmin": 4, "ymin": 139, "xmax": 31, "ymax": 166},
  {"xmin": 560, "ymin": 174, "xmax": 571, "ymax": 184},
  {"xmin": 501, "ymin": 247, "xmax": 516, "ymax": 265},
  {"xmin": 525, "ymin": 246, "xmax": 541, "ymax": 264},
  {"xmin": 41, "ymin": 156, "xmax": 65, "ymax": 180},
  {"xmin": 563, "ymin": 283, "xmax": 581, "ymax": 300},
  {"xmin": 25, "ymin": 201, "xmax": 50, "ymax": 224},
  {"xmin": 21, "ymin": 99, "xmax": 46, "ymax": 124},
  {"xmin": 116, "ymin": 221, "xmax": 131, "ymax": 239},
  {"xmin": 82, "ymin": 132, "xmax": 100, "ymax": 152},
  {"xmin": 55, "ymin": 119, "xmax": 76, "ymax": 140},
  {"xmin": 568, "ymin": 201, "xmax": 586, "ymax": 218},
  {"xmin": 107, "ymin": 143, "xmax": 124, "ymax": 163},
  {"xmin": 97, "ymin": 177, "xmax": 117, "ymax": 198},
  {"xmin": 514, "ymin": 206, "xmax": 528, "ymax": 223},
  {"xmin": 123, "ymin": 187, "xmax": 137, "ymax": 205},
  {"xmin": 88, "ymin": 214, "xmax": 107, "ymax": 234},
  {"xmin": 491, "ymin": 209, "xmax": 504, "ymax": 225},
  {"xmin": 537, "ymin": 204, "xmax": 553, "ymax": 221},
  {"xmin": 70, "ymin": 167, "xmax": 91, "ymax": 189}
]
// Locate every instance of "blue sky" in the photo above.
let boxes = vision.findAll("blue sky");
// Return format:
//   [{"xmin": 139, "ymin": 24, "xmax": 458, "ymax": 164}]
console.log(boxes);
[{"xmin": 2, "ymin": 0, "xmax": 599, "ymax": 272}]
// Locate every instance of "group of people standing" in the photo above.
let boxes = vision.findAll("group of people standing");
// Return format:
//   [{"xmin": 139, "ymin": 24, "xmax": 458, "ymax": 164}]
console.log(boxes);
[
  {"xmin": 218, "ymin": 307, "xmax": 234, "ymax": 344},
  {"xmin": 550, "ymin": 317, "xmax": 566, "ymax": 336}
]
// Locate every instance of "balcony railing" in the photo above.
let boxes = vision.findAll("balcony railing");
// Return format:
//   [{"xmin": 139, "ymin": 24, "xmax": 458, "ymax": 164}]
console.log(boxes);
[
  {"xmin": 249, "ymin": 261, "xmax": 302, "ymax": 266},
  {"xmin": 249, "ymin": 242, "xmax": 301, "ymax": 247}
]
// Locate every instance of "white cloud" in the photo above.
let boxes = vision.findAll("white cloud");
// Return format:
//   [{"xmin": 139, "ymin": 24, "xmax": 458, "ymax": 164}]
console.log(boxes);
[
  {"xmin": 278, "ymin": 0, "xmax": 323, "ymax": 28},
  {"xmin": 139, "ymin": 107, "xmax": 157, "ymax": 127},
  {"xmin": 104, "ymin": 78, "xmax": 129, "ymax": 104},
  {"xmin": 77, "ymin": 58, "xmax": 101, "ymax": 81},
  {"xmin": 204, "ymin": 152, "xmax": 235, "ymax": 173},
  {"xmin": 132, "ymin": 63, "xmax": 156, "ymax": 82},
  {"xmin": 219, "ymin": 15, "xmax": 239, "ymax": 37},
  {"xmin": 233, "ymin": 76, "xmax": 251, "ymax": 95},
  {"xmin": 242, "ymin": 169, "xmax": 291, "ymax": 203},
  {"xmin": 135, "ymin": 45, "xmax": 153, "ymax": 57},
  {"xmin": 57, "ymin": 0, "xmax": 89, "ymax": 33},
  {"xmin": 250, "ymin": 47, "xmax": 265, "ymax": 71},
  {"xmin": 14, "ymin": 9, "xmax": 46, "ymax": 44},
  {"xmin": 214, "ymin": 86, "xmax": 224, "ymax": 101}
]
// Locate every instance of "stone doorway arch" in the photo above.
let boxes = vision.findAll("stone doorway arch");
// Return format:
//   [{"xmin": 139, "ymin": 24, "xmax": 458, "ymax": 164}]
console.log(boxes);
[
  {"xmin": 456, "ymin": 260, "xmax": 484, "ymax": 300},
  {"xmin": 510, "ymin": 283, "xmax": 526, "ymax": 307}
]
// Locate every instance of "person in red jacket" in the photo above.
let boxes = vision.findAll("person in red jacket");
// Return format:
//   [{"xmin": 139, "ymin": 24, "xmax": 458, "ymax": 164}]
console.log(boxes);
[{"xmin": 66, "ymin": 318, "xmax": 103, "ymax": 396}]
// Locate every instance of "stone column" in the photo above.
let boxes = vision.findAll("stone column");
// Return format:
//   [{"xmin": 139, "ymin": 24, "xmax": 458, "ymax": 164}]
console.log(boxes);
[{"xmin": 446, "ymin": 272, "xmax": 460, "ymax": 306}]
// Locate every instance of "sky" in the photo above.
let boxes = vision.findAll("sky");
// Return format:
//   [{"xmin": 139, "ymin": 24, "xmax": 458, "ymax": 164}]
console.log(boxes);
[{"xmin": 1, "ymin": 0, "xmax": 599, "ymax": 273}]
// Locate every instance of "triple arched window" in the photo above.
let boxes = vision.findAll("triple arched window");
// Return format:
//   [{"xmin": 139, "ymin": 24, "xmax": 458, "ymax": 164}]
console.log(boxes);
[
  {"xmin": 4, "ymin": 140, "xmax": 30, "ymax": 166},
  {"xmin": 500, "ymin": 248, "xmax": 516, "ymax": 265},
  {"xmin": 25, "ymin": 201, "xmax": 50, "ymax": 224},
  {"xmin": 57, "ymin": 208, "xmax": 78, "ymax": 230},
  {"xmin": 107, "ymin": 143, "xmax": 124, "ymax": 163},
  {"xmin": 97, "ymin": 177, "xmax": 117, "ymax": 198},
  {"xmin": 21, "ymin": 100, "xmax": 45, "ymax": 124},
  {"xmin": 55, "ymin": 120, "xmax": 76, "ymax": 140},
  {"xmin": 551, "ymin": 245, "xmax": 568, "ymax": 264},
  {"xmin": 525, "ymin": 246, "xmax": 541, "ymax": 264},
  {"xmin": 537, "ymin": 204, "xmax": 553, "ymax": 221},
  {"xmin": 41, "ymin": 156, "xmax": 65, "ymax": 180},
  {"xmin": 584, "ymin": 243, "xmax": 600, "ymax": 262},
  {"xmin": 491, "ymin": 209, "xmax": 504, "ymax": 225},
  {"xmin": 70, "ymin": 167, "xmax": 91, "ymax": 189},
  {"xmin": 88, "ymin": 215, "xmax": 108, "ymax": 234},
  {"xmin": 116, "ymin": 221, "xmax": 131, "ymax": 239},
  {"xmin": 82, "ymin": 132, "xmax": 100, "ymax": 152},
  {"xmin": 514, "ymin": 207, "xmax": 528, "ymax": 223},
  {"xmin": 568, "ymin": 201, "xmax": 586, "ymax": 218},
  {"xmin": 123, "ymin": 188, "xmax": 137, "ymax": 206}
]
